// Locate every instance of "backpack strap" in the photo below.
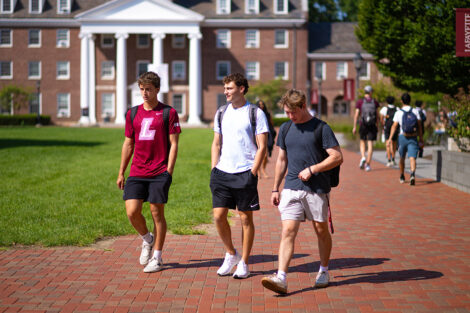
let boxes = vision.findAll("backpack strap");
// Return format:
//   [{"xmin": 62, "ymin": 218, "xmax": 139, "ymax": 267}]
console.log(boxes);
[
  {"xmin": 162, "ymin": 104, "xmax": 171, "ymax": 160},
  {"xmin": 216, "ymin": 104, "xmax": 229, "ymax": 153},
  {"xmin": 249, "ymin": 104, "xmax": 258, "ymax": 147},
  {"xmin": 281, "ymin": 120, "xmax": 293, "ymax": 145}
]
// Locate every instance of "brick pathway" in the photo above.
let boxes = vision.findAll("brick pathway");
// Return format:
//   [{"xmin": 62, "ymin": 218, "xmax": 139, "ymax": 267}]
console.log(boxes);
[{"xmin": 1, "ymin": 147, "xmax": 469, "ymax": 313}]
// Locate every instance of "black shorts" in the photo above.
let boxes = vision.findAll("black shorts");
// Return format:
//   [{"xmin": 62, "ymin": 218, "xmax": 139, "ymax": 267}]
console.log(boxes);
[
  {"xmin": 210, "ymin": 168, "xmax": 260, "ymax": 211},
  {"xmin": 384, "ymin": 129, "xmax": 398, "ymax": 141},
  {"xmin": 123, "ymin": 172, "xmax": 172, "ymax": 204},
  {"xmin": 359, "ymin": 124, "xmax": 378, "ymax": 141}
]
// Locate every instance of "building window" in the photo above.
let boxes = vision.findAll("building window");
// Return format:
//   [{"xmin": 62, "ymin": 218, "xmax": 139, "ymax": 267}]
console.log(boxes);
[
  {"xmin": 246, "ymin": 61, "xmax": 259, "ymax": 80},
  {"xmin": 315, "ymin": 61, "xmax": 325, "ymax": 80},
  {"xmin": 30, "ymin": 0, "xmax": 42, "ymax": 13},
  {"xmin": 57, "ymin": 0, "xmax": 70, "ymax": 14},
  {"xmin": 336, "ymin": 62, "xmax": 347, "ymax": 79},
  {"xmin": 217, "ymin": 93, "xmax": 226, "ymax": 108},
  {"xmin": 359, "ymin": 62, "xmax": 370, "ymax": 80},
  {"xmin": 172, "ymin": 93, "xmax": 185, "ymax": 115},
  {"xmin": 0, "ymin": 29, "xmax": 12, "ymax": 47},
  {"xmin": 57, "ymin": 93, "xmax": 70, "ymax": 117},
  {"xmin": 28, "ymin": 29, "xmax": 41, "ymax": 47},
  {"xmin": 274, "ymin": 0, "xmax": 287, "ymax": 14},
  {"xmin": 56, "ymin": 29, "xmax": 69, "ymax": 47},
  {"xmin": 216, "ymin": 29, "xmax": 230, "ymax": 48},
  {"xmin": 245, "ymin": 0, "xmax": 259, "ymax": 14},
  {"xmin": 28, "ymin": 61, "xmax": 41, "ymax": 79},
  {"xmin": 274, "ymin": 61, "xmax": 288, "ymax": 80},
  {"xmin": 217, "ymin": 0, "xmax": 230, "ymax": 14},
  {"xmin": 172, "ymin": 61, "xmax": 186, "ymax": 81},
  {"xmin": 101, "ymin": 34, "xmax": 114, "ymax": 48},
  {"xmin": 0, "ymin": 61, "xmax": 12, "ymax": 78},
  {"xmin": 172, "ymin": 34, "xmax": 185, "ymax": 49},
  {"xmin": 245, "ymin": 29, "xmax": 259, "ymax": 48},
  {"xmin": 333, "ymin": 99, "xmax": 349, "ymax": 115},
  {"xmin": 101, "ymin": 61, "xmax": 115, "ymax": 80},
  {"xmin": 101, "ymin": 93, "xmax": 115, "ymax": 118},
  {"xmin": 274, "ymin": 29, "xmax": 288, "ymax": 48},
  {"xmin": 216, "ymin": 61, "xmax": 230, "ymax": 80},
  {"xmin": 136, "ymin": 60, "xmax": 150, "ymax": 78},
  {"xmin": 137, "ymin": 34, "xmax": 149, "ymax": 48},
  {"xmin": 56, "ymin": 61, "xmax": 70, "ymax": 79},
  {"xmin": 1, "ymin": 0, "xmax": 14, "ymax": 13},
  {"xmin": 29, "ymin": 92, "xmax": 40, "ymax": 114}
]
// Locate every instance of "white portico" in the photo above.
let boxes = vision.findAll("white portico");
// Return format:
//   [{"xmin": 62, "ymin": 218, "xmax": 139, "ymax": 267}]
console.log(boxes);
[{"xmin": 75, "ymin": 0, "xmax": 204, "ymax": 125}]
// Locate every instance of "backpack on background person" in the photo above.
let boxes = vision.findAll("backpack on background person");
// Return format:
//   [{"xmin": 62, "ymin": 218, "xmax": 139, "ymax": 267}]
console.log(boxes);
[
  {"xmin": 384, "ymin": 107, "xmax": 397, "ymax": 134},
  {"xmin": 361, "ymin": 98, "xmax": 377, "ymax": 127}
]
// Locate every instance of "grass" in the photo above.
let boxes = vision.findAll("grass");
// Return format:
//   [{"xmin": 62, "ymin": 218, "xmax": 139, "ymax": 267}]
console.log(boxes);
[{"xmin": 0, "ymin": 127, "xmax": 214, "ymax": 247}]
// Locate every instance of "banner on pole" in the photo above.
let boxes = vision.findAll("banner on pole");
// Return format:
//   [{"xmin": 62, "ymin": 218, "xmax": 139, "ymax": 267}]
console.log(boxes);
[
  {"xmin": 311, "ymin": 89, "xmax": 318, "ymax": 104},
  {"xmin": 343, "ymin": 79, "xmax": 355, "ymax": 101},
  {"xmin": 456, "ymin": 8, "xmax": 470, "ymax": 57}
]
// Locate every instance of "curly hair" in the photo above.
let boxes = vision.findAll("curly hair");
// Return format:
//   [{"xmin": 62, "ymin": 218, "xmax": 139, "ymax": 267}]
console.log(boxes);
[
  {"xmin": 138, "ymin": 71, "xmax": 160, "ymax": 89},
  {"xmin": 223, "ymin": 73, "xmax": 249, "ymax": 94},
  {"xmin": 277, "ymin": 89, "xmax": 306, "ymax": 110}
]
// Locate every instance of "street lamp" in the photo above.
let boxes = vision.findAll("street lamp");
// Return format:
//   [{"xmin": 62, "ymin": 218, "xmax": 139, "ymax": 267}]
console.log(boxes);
[
  {"xmin": 317, "ymin": 76, "xmax": 323, "ymax": 119},
  {"xmin": 36, "ymin": 80, "xmax": 41, "ymax": 126},
  {"xmin": 353, "ymin": 52, "xmax": 364, "ymax": 100}
]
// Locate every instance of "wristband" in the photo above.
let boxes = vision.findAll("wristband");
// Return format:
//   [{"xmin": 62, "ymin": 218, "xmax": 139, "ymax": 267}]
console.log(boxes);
[
  {"xmin": 272, "ymin": 190, "xmax": 279, "ymax": 193},
  {"xmin": 308, "ymin": 166, "xmax": 313, "ymax": 175}
]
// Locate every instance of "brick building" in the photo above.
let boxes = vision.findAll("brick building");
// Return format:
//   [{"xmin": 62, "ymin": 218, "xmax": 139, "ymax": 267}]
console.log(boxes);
[{"xmin": 0, "ymin": 0, "xmax": 309, "ymax": 125}]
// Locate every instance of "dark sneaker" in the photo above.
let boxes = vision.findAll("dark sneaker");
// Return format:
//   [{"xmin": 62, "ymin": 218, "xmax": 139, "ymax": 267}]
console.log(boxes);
[
  {"xmin": 410, "ymin": 174, "xmax": 415, "ymax": 186},
  {"xmin": 399, "ymin": 174, "xmax": 405, "ymax": 184}
]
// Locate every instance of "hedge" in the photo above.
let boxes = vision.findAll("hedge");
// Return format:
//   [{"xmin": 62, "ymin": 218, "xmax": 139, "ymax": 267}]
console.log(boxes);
[{"xmin": 0, "ymin": 114, "xmax": 51, "ymax": 126}]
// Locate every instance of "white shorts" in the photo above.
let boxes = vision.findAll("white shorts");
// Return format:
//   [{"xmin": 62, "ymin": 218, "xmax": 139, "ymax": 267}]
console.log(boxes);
[{"xmin": 278, "ymin": 189, "xmax": 329, "ymax": 222}]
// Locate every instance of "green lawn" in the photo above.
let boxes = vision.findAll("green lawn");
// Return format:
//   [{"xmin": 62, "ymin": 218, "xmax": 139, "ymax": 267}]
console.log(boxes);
[{"xmin": 0, "ymin": 127, "xmax": 214, "ymax": 247}]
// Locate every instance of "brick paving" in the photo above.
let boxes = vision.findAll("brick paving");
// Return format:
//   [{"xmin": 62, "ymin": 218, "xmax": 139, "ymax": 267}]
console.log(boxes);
[{"xmin": 1, "ymin": 147, "xmax": 470, "ymax": 313}]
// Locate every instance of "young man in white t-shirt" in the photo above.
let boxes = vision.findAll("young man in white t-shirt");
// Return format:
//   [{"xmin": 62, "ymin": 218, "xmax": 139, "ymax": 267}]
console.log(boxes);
[
  {"xmin": 388, "ymin": 93, "xmax": 423, "ymax": 186},
  {"xmin": 210, "ymin": 73, "xmax": 269, "ymax": 279},
  {"xmin": 380, "ymin": 96, "xmax": 398, "ymax": 167}
]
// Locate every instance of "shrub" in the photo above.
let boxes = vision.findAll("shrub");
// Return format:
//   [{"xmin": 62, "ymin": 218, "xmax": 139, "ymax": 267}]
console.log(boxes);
[
  {"xmin": 443, "ymin": 88, "xmax": 470, "ymax": 152},
  {"xmin": 0, "ymin": 114, "xmax": 51, "ymax": 126}
]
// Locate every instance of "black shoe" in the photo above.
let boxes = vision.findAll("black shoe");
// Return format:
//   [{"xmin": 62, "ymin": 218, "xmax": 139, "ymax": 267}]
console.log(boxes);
[
  {"xmin": 399, "ymin": 174, "xmax": 405, "ymax": 184},
  {"xmin": 410, "ymin": 175, "xmax": 415, "ymax": 186}
]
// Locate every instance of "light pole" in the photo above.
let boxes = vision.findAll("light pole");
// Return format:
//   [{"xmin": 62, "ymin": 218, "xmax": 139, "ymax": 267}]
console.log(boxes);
[
  {"xmin": 36, "ymin": 80, "xmax": 41, "ymax": 126},
  {"xmin": 353, "ymin": 52, "xmax": 364, "ymax": 100},
  {"xmin": 317, "ymin": 76, "xmax": 323, "ymax": 119}
]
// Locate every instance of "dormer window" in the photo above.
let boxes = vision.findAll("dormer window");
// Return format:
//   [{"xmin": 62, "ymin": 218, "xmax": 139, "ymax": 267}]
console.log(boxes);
[
  {"xmin": 245, "ymin": 0, "xmax": 259, "ymax": 14},
  {"xmin": 30, "ymin": 0, "xmax": 43, "ymax": 13},
  {"xmin": 274, "ymin": 0, "xmax": 287, "ymax": 14},
  {"xmin": 217, "ymin": 0, "xmax": 230, "ymax": 15},
  {"xmin": 57, "ymin": 0, "xmax": 70, "ymax": 14},
  {"xmin": 1, "ymin": 0, "xmax": 16, "ymax": 13}
]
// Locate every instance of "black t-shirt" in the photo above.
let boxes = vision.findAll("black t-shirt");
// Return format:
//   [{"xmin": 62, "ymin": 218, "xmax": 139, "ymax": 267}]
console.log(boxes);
[{"xmin": 277, "ymin": 117, "xmax": 339, "ymax": 194}]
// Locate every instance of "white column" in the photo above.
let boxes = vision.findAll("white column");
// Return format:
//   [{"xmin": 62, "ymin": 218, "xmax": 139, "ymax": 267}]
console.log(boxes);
[
  {"xmin": 79, "ymin": 32, "xmax": 91, "ymax": 124},
  {"xmin": 151, "ymin": 32, "xmax": 166, "ymax": 102},
  {"xmin": 187, "ymin": 32, "xmax": 203, "ymax": 125},
  {"xmin": 115, "ymin": 32, "xmax": 129, "ymax": 125},
  {"xmin": 88, "ymin": 35, "xmax": 96, "ymax": 124}
]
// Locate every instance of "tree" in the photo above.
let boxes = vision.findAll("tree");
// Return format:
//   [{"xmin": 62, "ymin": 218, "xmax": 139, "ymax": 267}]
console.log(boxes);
[
  {"xmin": 338, "ymin": 0, "xmax": 359, "ymax": 21},
  {"xmin": 246, "ymin": 78, "xmax": 289, "ymax": 112},
  {"xmin": 356, "ymin": 0, "xmax": 470, "ymax": 95},
  {"xmin": 308, "ymin": 0, "xmax": 339, "ymax": 22},
  {"xmin": 0, "ymin": 85, "xmax": 31, "ymax": 114}
]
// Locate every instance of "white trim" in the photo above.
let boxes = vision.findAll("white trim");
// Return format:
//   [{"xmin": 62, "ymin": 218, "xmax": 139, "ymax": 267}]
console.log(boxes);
[
  {"xmin": 136, "ymin": 34, "xmax": 149, "ymax": 48},
  {"xmin": 217, "ymin": 0, "xmax": 230, "ymax": 15},
  {"xmin": 0, "ymin": 28, "xmax": 12, "ymax": 47},
  {"xmin": 0, "ymin": 19, "xmax": 79, "ymax": 27},
  {"xmin": 57, "ymin": 92, "xmax": 71, "ymax": 118},
  {"xmin": 57, "ymin": 0, "xmax": 71, "ymax": 14},
  {"xmin": 245, "ymin": 29, "xmax": 259, "ymax": 48},
  {"xmin": 172, "ymin": 60, "xmax": 186, "ymax": 81},
  {"xmin": 28, "ymin": 61, "xmax": 41, "ymax": 79},
  {"xmin": 245, "ymin": 0, "xmax": 259, "ymax": 14},
  {"xmin": 101, "ymin": 92, "xmax": 115, "ymax": 118},
  {"xmin": 0, "ymin": 61, "xmax": 12, "ymax": 79},
  {"xmin": 1, "ymin": 0, "xmax": 15, "ymax": 14},
  {"xmin": 307, "ymin": 52, "xmax": 374, "ymax": 60},
  {"xmin": 216, "ymin": 29, "xmax": 231, "ymax": 48},
  {"xmin": 101, "ymin": 60, "xmax": 115, "ymax": 80},
  {"xmin": 101, "ymin": 34, "xmax": 115, "ymax": 48},
  {"xmin": 56, "ymin": 28, "xmax": 69, "ymax": 47},
  {"xmin": 274, "ymin": 0, "xmax": 288, "ymax": 14},
  {"xmin": 314, "ymin": 61, "xmax": 326, "ymax": 80},
  {"xmin": 29, "ymin": 0, "xmax": 43, "ymax": 14},
  {"xmin": 171, "ymin": 92, "xmax": 185, "ymax": 116},
  {"xmin": 360, "ymin": 62, "xmax": 370, "ymax": 80},
  {"xmin": 274, "ymin": 29, "xmax": 288, "ymax": 48},
  {"xmin": 56, "ymin": 61, "xmax": 70, "ymax": 80},
  {"xmin": 28, "ymin": 29, "xmax": 41, "ymax": 47},
  {"xmin": 172, "ymin": 34, "xmax": 185, "ymax": 49},
  {"xmin": 216, "ymin": 60, "xmax": 230, "ymax": 80},
  {"xmin": 203, "ymin": 18, "xmax": 305, "ymax": 27},
  {"xmin": 246, "ymin": 61, "xmax": 259, "ymax": 80},
  {"xmin": 274, "ymin": 61, "xmax": 288, "ymax": 80},
  {"xmin": 336, "ymin": 61, "xmax": 348, "ymax": 80}
]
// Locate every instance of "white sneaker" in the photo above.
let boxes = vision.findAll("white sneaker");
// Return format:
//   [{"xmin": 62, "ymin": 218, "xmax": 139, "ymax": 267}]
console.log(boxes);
[
  {"xmin": 365, "ymin": 164, "xmax": 371, "ymax": 172},
  {"xmin": 217, "ymin": 251, "xmax": 241, "ymax": 276},
  {"xmin": 315, "ymin": 271, "xmax": 330, "ymax": 288},
  {"xmin": 233, "ymin": 260, "xmax": 250, "ymax": 279},
  {"xmin": 261, "ymin": 274, "xmax": 287, "ymax": 294},
  {"xmin": 359, "ymin": 157, "xmax": 366, "ymax": 169},
  {"xmin": 143, "ymin": 257, "xmax": 163, "ymax": 273},
  {"xmin": 139, "ymin": 235, "xmax": 154, "ymax": 266},
  {"xmin": 386, "ymin": 161, "xmax": 392, "ymax": 167}
]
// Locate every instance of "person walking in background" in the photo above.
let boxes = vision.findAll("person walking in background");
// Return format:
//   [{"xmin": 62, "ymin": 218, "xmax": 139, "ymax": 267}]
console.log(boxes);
[
  {"xmin": 380, "ymin": 96, "xmax": 398, "ymax": 167},
  {"xmin": 116, "ymin": 71, "xmax": 181, "ymax": 273},
  {"xmin": 210, "ymin": 73, "xmax": 269, "ymax": 279},
  {"xmin": 414, "ymin": 100, "xmax": 427, "ymax": 157},
  {"xmin": 388, "ymin": 93, "xmax": 423, "ymax": 186},
  {"xmin": 261, "ymin": 89, "xmax": 343, "ymax": 294},
  {"xmin": 352, "ymin": 85, "xmax": 380, "ymax": 172},
  {"xmin": 256, "ymin": 100, "xmax": 276, "ymax": 178}
]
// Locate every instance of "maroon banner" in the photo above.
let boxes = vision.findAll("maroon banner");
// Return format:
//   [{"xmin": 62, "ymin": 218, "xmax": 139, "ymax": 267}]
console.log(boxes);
[
  {"xmin": 311, "ymin": 89, "xmax": 318, "ymax": 104},
  {"xmin": 343, "ymin": 78, "xmax": 355, "ymax": 101},
  {"xmin": 456, "ymin": 8, "xmax": 470, "ymax": 57}
]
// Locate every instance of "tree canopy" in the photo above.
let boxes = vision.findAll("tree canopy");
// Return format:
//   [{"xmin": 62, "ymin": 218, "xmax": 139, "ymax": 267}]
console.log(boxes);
[
  {"xmin": 308, "ymin": 0, "xmax": 358, "ymax": 22},
  {"xmin": 356, "ymin": 0, "xmax": 470, "ymax": 95}
]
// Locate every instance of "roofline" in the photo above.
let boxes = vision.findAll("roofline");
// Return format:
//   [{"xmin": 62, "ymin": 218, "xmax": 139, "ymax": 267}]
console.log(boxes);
[
  {"xmin": 0, "ymin": 18, "xmax": 79, "ymax": 27},
  {"xmin": 203, "ymin": 18, "xmax": 306, "ymax": 27},
  {"xmin": 307, "ymin": 53, "xmax": 374, "ymax": 60}
]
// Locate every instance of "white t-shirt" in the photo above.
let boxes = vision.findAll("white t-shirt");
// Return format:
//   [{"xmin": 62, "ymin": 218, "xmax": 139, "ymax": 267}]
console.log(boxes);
[
  {"xmin": 214, "ymin": 102, "xmax": 269, "ymax": 173},
  {"xmin": 379, "ymin": 104, "xmax": 396, "ymax": 117},
  {"xmin": 393, "ymin": 105, "xmax": 421, "ymax": 135}
]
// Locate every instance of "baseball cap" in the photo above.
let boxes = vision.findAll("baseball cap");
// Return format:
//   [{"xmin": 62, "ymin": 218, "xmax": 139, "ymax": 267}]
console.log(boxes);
[{"xmin": 364, "ymin": 85, "xmax": 373, "ymax": 93}]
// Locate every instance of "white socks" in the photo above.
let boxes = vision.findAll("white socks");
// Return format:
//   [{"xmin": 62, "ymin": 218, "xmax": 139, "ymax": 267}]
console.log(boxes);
[
  {"xmin": 153, "ymin": 250, "xmax": 162, "ymax": 261},
  {"xmin": 142, "ymin": 232, "xmax": 153, "ymax": 244},
  {"xmin": 277, "ymin": 270, "xmax": 287, "ymax": 282},
  {"xmin": 319, "ymin": 265, "xmax": 329, "ymax": 273}
]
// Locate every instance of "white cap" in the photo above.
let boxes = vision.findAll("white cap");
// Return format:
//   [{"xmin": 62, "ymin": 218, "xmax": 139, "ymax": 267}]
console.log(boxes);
[{"xmin": 364, "ymin": 85, "xmax": 373, "ymax": 93}]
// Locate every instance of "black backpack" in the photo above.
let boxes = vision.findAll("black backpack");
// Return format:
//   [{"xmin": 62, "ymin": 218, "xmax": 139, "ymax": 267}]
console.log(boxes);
[
  {"xmin": 217, "ymin": 103, "xmax": 258, "ymax": 148},
  {"xmin": 361, "ymin": 98, "xmax": 377, "ymax": 127},
  {"xmin": 281, "ymin": 119, "xmax": 340, "ymax": 188},
  {"xmin": 384, "ymin": 106, "xmax": 397, "ymax": 133}
]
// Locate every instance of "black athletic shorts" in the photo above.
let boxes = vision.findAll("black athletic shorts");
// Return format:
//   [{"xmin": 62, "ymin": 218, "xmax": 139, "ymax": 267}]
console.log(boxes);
[
  {"xmin": 359, "ymin": 124, "xmax": 378, "ymax": 141},
  {"xmin": 384, "ymin": 129, "xmax": 398, "ymax": 141},
  {"xmin": 123, "ymin": 171, "xmax": 172, "ymax": 204},
  {"xmin": 210, "ymin": 167, "xmax": 260, "ymax": 211}
]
